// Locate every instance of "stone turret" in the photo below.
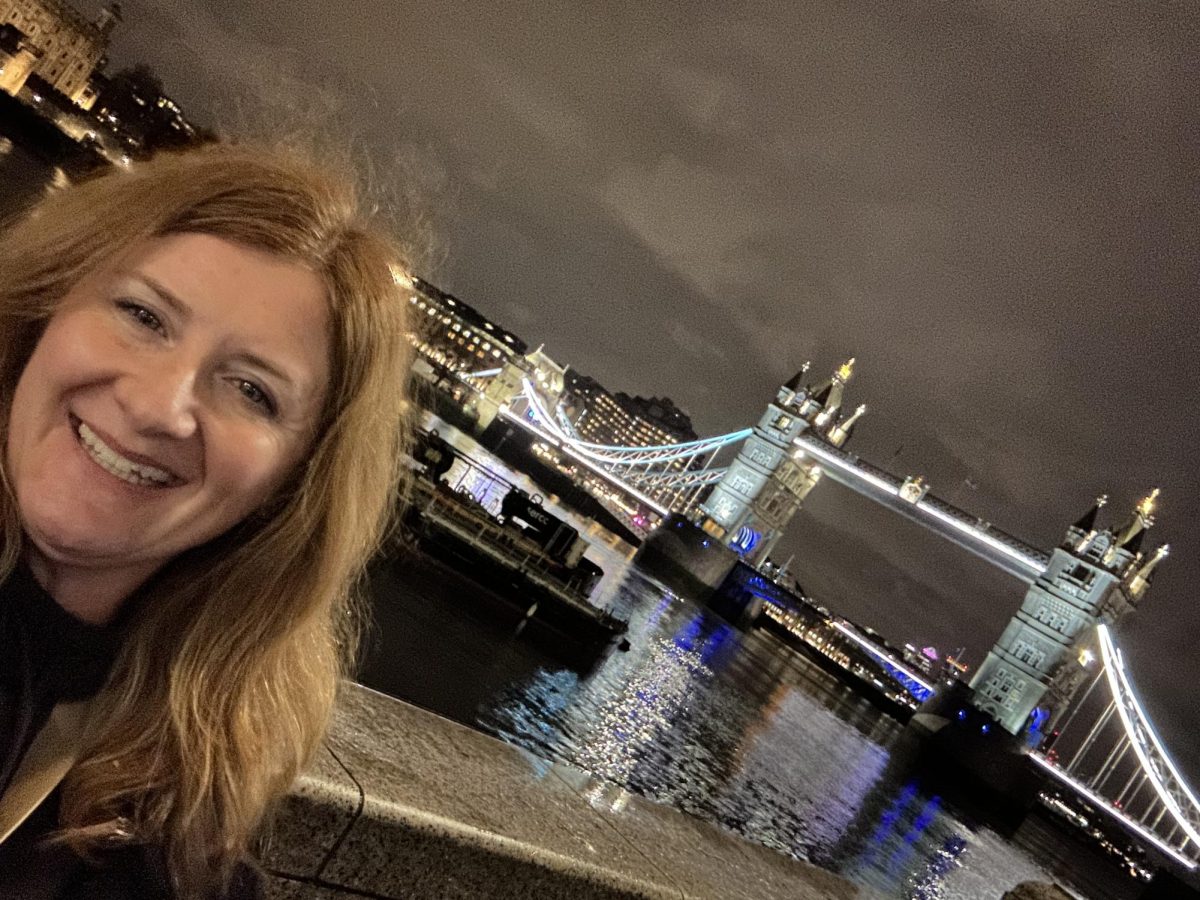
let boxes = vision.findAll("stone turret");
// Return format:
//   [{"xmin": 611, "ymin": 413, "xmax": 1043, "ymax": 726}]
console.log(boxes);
[
  {"xmin": 803, "ymin": 358, "xmax": 854, "ymax": 427},
  {"xmin": 1110, "ymin": 488, "xmax": 1158, "ymax": 559},
  {"xmin": 697, "ymin": 357, "xmax": 864, "ymax": 566},
  {"xmin": 828, "ymin": 404, "xmax": 866, "ymax": 447},
  {"xmin": 1128, "ymin": 544, "xmax": 1169, "ymax": 600},
  {"xmin": 1069, "ymin": 494, "xmax": 1107, "ymax": 545},
  {"xmin": 970, "ymin": 490, "xmax": 1166, "ymax": 736},
  {"xmin": 778, "ymin": 362, "xmax": 811, "ymax": 408}
]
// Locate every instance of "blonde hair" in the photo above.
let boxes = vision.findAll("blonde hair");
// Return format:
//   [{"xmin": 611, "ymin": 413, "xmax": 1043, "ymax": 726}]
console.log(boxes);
[{"xmin": 0, "ymin": 144, "xmax": 413, "ymax": 895}]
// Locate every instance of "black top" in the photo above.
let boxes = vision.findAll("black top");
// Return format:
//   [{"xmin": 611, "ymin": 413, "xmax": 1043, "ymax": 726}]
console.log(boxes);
[{"xmin": 0, "ymin": 564, "xmax": 262, "ymax": 899}]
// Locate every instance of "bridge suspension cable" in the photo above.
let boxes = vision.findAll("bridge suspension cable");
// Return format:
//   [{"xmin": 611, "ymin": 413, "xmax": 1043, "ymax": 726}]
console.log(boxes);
[
  {"xmin": 1097, "ymin": 625, "xmax": 1200, "ymax": 848},
  {"xmin": 517, "ymin": 378, "xmax": 750, "ymax": 464},
  {"xmin": 1029, "ymin": 624, "xmax": 1200, "ymax": 869}
]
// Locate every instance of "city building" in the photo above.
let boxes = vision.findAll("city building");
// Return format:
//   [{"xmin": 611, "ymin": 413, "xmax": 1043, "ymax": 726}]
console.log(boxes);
[
  {"xmin": 91, "ymin": 64, "xmax": 203, "ymax": 153},
  {"xmin": 901, "ymin": 644, "xmax": 940, "ymax": 677},
  {"xmin": 0, "ymin": 23, "xmax": 42, "ymax": 96},
  {"xmin": 0, "ymin": 0, "xmax": 119, "ymax": 108},
  {"xmin": 564, "ymin": 372, "xmax": 696, "ymax": 448},
  {"xmin": 406, "ymin": 275, "xmax": 528, "ymax": 375},
  {"xmin": 560, "ymin": 372, "xmax": 699, "ymax": 507},
  {"xmin": 612, "ymin": 393, "xmax": 696, "ymax": 444}
]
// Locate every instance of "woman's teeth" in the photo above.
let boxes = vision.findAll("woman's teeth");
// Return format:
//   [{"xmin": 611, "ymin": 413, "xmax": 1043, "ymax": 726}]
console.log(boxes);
[{"xmin": 77, "ymin": 422, "xmax": 173, "ymax": 487}]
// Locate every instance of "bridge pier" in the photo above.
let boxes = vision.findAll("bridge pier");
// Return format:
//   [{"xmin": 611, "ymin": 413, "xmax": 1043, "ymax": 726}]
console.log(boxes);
[
  {"xmin": 633, "ymin": 513, "xmax": 740, "ymax": 599},
  {"xmin": 909, "ymin": 681, "xmax": 1044, "ymax": 832}
]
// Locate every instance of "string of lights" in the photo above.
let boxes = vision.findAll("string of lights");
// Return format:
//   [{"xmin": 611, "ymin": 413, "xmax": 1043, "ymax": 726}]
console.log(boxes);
[{"xmin": 1098, "ymin": 624, "xmax": 1200, "ymax": 848}]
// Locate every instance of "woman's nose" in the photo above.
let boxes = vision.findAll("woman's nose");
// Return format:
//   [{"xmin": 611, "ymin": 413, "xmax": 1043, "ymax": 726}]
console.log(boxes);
[{"xmin": 115, "ymin": 356, "xmax": 200, "ymax": 440}]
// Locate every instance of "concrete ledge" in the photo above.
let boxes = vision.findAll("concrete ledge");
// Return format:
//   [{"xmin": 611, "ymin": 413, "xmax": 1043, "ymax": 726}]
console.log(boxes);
[{"xmin": 262, "ymin": 683, "xmax": 873, "ymax": 899}]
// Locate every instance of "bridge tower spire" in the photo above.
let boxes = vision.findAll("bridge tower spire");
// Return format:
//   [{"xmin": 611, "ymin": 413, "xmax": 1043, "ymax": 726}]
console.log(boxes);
[
  {"xmin": 697, "ymin": 358, "xmax": 862, "ymax": 566},
  {"xmin": 1110, "ymin": 487, "xmax": 1159, "ymax": 558},
  {"xmin": 1071, "ymin": 493, "xmax": 1107, "ymax": 538},
  {"xmin": 1129, "ymin": 543, "xmax": 1169, "ymax": 599},
  {"xmin": 969, "ymin": 491, "xmax": 1165, "ymax": 736}
]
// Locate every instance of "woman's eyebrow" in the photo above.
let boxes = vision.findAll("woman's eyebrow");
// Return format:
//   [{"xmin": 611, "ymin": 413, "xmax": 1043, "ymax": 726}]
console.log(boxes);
[
  {"xmin": 231, "ymin": 351, "xmax": 298, "ymax": 391},
  {"xmin": 130, "ymin": 272, "xmax": 193, "ymax": 324}
]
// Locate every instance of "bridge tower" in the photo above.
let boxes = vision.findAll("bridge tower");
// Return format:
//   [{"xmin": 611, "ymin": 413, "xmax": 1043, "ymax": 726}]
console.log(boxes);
[
  {"xmin": 969, "ymin": 490, "xmax": 1169, "ymax": 736},
  {"xmin": 697, "ymin": 359, "xmax": 865, "ymax": 566},
  {"xmin": 475, "ymin": 344, "xmax": 566, "ymax": 430}
]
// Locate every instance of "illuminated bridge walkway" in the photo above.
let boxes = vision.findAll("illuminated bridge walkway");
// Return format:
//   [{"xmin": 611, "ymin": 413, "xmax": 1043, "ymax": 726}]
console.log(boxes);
[
  {"xmin": 456, "ymin": 371, "xmax": 1199, "ymax": 872},
  {"xmin": 491, "ymin": 375, "xmax": 1047, "ymax": 582},
  {"xmin": 1030, "ymin": 625, "xmax": 1200, "ymax": 871}
]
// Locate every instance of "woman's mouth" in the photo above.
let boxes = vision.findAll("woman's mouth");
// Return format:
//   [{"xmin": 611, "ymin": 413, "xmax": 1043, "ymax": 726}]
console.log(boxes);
[{"xmin": 72, "ymin": 416, "xmax": 179, "ymax": 488}]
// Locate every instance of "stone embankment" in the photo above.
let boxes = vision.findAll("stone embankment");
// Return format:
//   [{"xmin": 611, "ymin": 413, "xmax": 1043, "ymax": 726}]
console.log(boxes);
[
  {"xmin": 263, "ymin": 683, "xmax": 877, "ymax": 899},
  {"xmin": 1001, "ymin": 882, "xmax": 1076, "ymax": 900}
]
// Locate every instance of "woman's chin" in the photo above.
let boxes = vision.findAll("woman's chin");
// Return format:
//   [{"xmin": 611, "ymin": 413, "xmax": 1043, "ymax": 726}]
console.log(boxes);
[{"xmin": 23, "ymin": 516, "xmax": 138, "ymax": 570}]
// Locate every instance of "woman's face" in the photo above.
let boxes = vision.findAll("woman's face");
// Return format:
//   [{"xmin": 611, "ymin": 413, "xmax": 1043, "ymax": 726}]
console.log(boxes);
[{"xmin": 6, "ymin": 232, "xmax": 331, "ymax": 587}]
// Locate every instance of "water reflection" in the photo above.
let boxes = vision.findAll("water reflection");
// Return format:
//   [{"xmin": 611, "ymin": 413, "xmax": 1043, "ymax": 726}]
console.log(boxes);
[
  {"xmin": 477, "ymin": 564, "xmax": 1118, "ymax": 898},
  {"xmin": 0, "ymin": 128, "xmax": 53, "ymax": 218}
]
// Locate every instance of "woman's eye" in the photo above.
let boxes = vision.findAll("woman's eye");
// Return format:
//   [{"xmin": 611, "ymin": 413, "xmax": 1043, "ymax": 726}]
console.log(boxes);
[
  {"xmin": 116, "ymin": 300, "xmax": 165, "ymax": 335},
  {"xmin": 235, "ymin": 379, "xmax": 277, "ymax": 416}
]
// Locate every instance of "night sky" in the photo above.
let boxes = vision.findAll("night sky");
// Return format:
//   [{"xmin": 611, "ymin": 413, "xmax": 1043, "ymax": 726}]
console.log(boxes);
[{"xmin": 84, "ymin": 2, "xmax": 1199, "ymax": 776}]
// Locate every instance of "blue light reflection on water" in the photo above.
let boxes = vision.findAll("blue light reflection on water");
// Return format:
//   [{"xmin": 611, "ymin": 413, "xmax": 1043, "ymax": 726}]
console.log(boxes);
[{"xmin": 475, "ymin": 571, "xmax": 1076, "ymax": 898}]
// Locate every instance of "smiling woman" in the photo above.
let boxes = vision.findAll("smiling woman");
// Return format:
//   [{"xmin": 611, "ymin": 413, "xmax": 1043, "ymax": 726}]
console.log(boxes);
[{"xmin": 0, "ymin": 145, "xmax": 413, "ymax": 899}]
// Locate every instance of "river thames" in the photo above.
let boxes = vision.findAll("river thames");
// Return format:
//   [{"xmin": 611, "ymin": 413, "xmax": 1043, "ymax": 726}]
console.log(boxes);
[
  {"xmin": 1, "ymin": 130, "xmax": 1140, "ymax": 899},
  {"xmin": 359, "ymin": 415, "xmax": 1140, "ymax": 900}
]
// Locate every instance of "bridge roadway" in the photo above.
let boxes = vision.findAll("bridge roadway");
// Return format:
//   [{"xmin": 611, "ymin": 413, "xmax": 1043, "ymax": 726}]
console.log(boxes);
[
  {"xmin": 504, "ymin": 379, "xmax": 1052, "ymax": 583},
  {"xmin": 791, "ymin": 433, "xmax": 1049, "ymax": 583}
]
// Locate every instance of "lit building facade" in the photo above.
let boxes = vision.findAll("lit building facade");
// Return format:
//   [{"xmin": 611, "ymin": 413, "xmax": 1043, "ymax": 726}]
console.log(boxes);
[
  {"xmin": 565, "ymin": 373, "xmax": 697, "ymax": 449},
  {"xmin": 83, "ymin": 64, "xmax": 209, "ymax": 155},
  {"xmin": 405, "ymin": 275, "xmax": 527, "ymax": 373},
  {"xmin": 0, "ymin": 23, "xmax": 40, "ymax": 95},
  {"xmin": 561, "ymin": 372, "xmax": 698, "ymax": 506},
  {"xmin": 969, "ymin": 492, "xmax": 1169, "ymax": 735},
  {"xmin": 0, "ymin": 0, "xmax": 119, "ymax": 108}
]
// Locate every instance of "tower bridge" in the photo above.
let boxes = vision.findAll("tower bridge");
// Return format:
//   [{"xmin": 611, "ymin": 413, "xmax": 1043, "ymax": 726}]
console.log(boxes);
[
  {"xmin": 475, "ymin": 356, "xmax": 1049, "ymax": 577},
  {"xmin": 789, "ymin": 432, "xmax": 1048, "ymax": 582},
  {"xmin": 455, "ymin": 354, "xmax": 1197, "ymax": 877}
]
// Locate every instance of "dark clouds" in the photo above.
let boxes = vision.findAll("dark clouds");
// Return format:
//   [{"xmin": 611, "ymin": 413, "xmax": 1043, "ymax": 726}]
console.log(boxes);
[{"xmin": 88, "ymin": 1, "xmax": 1199, "ymax": 774}]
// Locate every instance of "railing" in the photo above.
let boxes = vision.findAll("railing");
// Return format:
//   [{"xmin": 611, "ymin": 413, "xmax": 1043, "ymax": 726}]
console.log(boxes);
[
  {"xmin": 621, "ymin": 467, "xmax": 728, "ymax": 489},
  {"xmin": 792, "ymin": 432, "xmax": 1048, "ymax": 575},
  {"xmin": 1027, "ymin": 624, "xmax": 1200, "ymax": 870},
  {"xmin": 917, "ymin": 492, "xmax": 1049, "ymax": 568},
  {"xmin": 413, "ymin": 483, "xmax": 608, "ymax": 615}
]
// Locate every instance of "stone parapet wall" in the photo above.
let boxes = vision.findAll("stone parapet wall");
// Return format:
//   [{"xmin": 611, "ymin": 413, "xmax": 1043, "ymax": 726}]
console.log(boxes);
[{"xmin": 262, "ymin": 683, "xmax": 869, "ymax": 899}]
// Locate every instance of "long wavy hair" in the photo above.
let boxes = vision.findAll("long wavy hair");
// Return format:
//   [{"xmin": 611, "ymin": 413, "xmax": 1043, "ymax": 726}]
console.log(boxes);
[{"xmin": 0, "ymin": 144, "xmax": 413, "ymax": 895}]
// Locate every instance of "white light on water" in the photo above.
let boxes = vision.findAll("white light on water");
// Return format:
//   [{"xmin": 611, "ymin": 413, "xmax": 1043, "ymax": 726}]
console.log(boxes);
[{"xmin": 1030, "ymin": 753, "xmax": 1196, "ymax": 869}]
